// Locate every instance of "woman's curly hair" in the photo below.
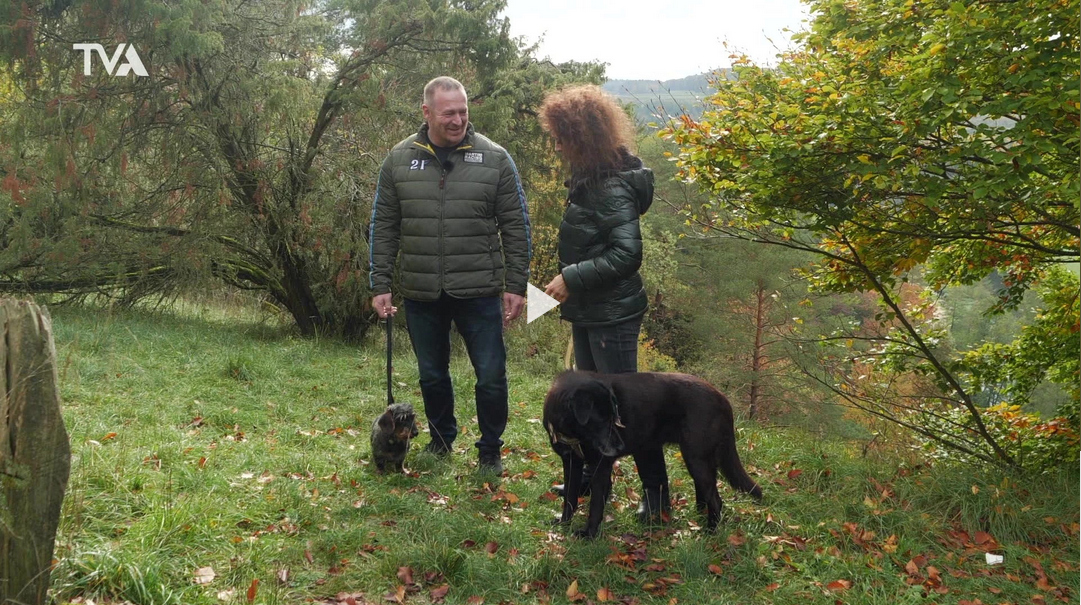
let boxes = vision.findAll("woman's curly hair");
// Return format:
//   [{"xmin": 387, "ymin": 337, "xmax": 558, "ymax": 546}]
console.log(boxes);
[{"xmin": 539, "ymin": 85, "xmax": 635, "ymax": 179}]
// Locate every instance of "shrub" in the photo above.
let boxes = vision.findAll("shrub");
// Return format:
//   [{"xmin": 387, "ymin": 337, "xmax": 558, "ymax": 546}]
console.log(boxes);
[{"xmin": 920, "ymin": 403, "xmax": 1080, "ymax": 472}]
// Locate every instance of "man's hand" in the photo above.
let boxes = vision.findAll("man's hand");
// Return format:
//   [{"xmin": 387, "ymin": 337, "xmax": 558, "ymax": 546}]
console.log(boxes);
[
  {"xmin": 372, "ymin": 293, "xmax": 397, "ymax": 318},
  {"xmin": 503, "ymin": 292, "xmax": 525, "ymax": 326},
  {"xmin": 544, "ymin": 274, "xmax": 569, "ymax": 303}
]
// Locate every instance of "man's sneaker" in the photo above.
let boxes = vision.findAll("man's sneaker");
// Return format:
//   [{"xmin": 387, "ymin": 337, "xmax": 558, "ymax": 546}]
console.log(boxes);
[
  {"xmin": 477, "ymin": 451, "xmax": 503, "ymax": 475},
  {"xmin": 424, "ymin": 439, "xmax": 451, "ymax": 458}
]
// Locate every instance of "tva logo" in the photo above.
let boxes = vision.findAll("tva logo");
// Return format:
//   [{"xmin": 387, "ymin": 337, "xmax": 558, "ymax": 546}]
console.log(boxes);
[{"xmin": 72, "ymin": 43, "xmax": 148, "ymax": 77}]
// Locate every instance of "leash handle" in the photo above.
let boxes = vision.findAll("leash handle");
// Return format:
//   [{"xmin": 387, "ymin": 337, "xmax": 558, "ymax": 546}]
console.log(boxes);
[{"xmin": 386, "ymin": 317, "xmax": 394, "ymax": 405}]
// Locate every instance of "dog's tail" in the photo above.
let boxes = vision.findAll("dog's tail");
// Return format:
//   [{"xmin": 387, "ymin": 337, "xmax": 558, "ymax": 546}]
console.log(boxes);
[{"xmin": 717, "ymin": 399, "xmax": 762, "ymax": 500}]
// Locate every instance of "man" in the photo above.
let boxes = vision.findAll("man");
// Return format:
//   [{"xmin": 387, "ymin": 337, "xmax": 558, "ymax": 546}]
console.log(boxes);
[{"xmin": 369, "ymin": 76, "xmax": 531, "ymax": 475}]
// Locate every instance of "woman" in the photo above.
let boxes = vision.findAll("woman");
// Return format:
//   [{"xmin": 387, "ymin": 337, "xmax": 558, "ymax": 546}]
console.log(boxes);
[{"xmin": 539, "ymin": 85, "xmax": 670, "ymax": 524}]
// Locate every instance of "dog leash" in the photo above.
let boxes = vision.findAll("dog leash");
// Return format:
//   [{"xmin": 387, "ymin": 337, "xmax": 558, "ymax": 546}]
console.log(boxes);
[{"xmin": 386, "ymin": 317, "xmax": 394, "ymax": 405}]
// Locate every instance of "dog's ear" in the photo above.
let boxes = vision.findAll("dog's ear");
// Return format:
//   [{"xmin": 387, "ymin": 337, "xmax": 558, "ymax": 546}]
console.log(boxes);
[
  {"xmin": 571, "ymin": 379, "xmax": 617, "ymax": 425},
  {"xmin": 572, "ymin": 396, "xmax": 592, "ymax": 425},
  {"xmin": 377, "ymin": 409, "xmax": 395, "ymax": 431}
]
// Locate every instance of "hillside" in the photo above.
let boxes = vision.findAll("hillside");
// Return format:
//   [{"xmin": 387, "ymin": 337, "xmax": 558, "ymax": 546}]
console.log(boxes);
[{"xmin": 604, "ymin": 70, "xmax": 736, "ymax": 124}]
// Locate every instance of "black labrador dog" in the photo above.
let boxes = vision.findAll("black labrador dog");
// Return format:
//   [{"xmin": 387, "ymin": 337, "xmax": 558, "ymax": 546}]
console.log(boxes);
[{"xmin": 543, "ymin": 370, "xmax": 762, "ymax": 538}]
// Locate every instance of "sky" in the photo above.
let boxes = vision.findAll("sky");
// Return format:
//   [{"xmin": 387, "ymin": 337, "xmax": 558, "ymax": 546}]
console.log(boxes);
[{"xmin": 499, "ymin": 0, "xmax": 812, "ymax": 82}]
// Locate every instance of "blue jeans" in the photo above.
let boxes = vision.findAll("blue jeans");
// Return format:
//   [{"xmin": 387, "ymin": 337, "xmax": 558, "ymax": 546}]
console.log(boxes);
[
  {"xmin": 572, "ymin": 317, "xmax": 668, "ymax": 492},
  {"xmin": 404, "ymin": 293, "xmax": 508, "ymax": 455}
]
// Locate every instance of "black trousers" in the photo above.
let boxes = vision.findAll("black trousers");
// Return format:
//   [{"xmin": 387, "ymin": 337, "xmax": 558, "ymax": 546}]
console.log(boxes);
[{"xmin": 572, "ymin": 317, "xmax": 669, "ymax": 492}]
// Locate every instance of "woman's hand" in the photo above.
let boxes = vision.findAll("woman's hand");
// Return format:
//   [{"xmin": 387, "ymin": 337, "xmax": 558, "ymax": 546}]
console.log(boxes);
[{"xmin": 544, "ymin": 274, "xmax": 569, "ymax": 303}]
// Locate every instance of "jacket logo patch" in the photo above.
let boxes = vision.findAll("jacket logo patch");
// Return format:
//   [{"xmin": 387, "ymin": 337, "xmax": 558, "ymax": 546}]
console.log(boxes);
[
  {"xmin": 463, "ymin": 152, "xmax": 484, "ymax": 164},
  {"xmin": 410, "ymin": 159, "xmax": 430, "ymax": 170}
]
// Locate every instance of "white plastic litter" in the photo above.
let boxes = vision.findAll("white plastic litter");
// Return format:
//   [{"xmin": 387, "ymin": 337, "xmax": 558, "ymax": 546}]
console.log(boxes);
[{"xmin": 985, "ymin": 553, "xmax": 1004, "ymax": 565}]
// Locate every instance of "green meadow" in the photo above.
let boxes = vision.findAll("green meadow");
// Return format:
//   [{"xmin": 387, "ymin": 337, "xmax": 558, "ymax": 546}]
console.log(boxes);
[{"xmin": 44, "ymin": 301, "xmax": 1079, "ymax": 605}]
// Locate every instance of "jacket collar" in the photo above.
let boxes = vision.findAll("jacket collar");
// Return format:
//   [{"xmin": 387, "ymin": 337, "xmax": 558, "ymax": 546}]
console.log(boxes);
[{"xmin": 416, "ymin": 122, "xmax": 476, "ymax": 150}]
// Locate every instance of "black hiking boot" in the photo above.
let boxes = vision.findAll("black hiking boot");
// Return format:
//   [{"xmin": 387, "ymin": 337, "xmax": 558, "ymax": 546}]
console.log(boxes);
[
  {"xmin": 424, "ymin": 439, "xmax": 451, "ymax": 458},
  {"xmin": 477, "ymin": 450, "xmax": 503, "ymax": 475}
]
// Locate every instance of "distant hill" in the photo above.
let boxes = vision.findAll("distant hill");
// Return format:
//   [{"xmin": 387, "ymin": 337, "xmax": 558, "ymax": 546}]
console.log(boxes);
[{"xmin": 603, "ymin": 70, "xmax": 735, "ymax": 125}]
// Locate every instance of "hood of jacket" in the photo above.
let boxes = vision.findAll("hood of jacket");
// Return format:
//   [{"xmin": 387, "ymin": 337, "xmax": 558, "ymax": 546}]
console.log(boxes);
[{"xmin": 568, "ymin": 148, "xmax": 654, "ymax": 216}]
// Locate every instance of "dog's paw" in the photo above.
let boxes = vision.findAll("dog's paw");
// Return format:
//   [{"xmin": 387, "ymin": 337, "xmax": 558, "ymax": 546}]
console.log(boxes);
[{"xmin": 571, "ymin": 527, "xmax": 598, "ymax": 539}]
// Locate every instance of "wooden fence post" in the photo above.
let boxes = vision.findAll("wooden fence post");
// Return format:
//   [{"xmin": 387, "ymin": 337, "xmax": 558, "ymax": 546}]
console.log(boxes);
[{"xmin": 0, "ymin": 299, "xmax": 72, "ymax": 605}]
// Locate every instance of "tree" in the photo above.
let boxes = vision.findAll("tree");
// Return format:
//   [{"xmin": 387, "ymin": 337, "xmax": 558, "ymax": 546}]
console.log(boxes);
[
  {"xmin": 663, "ymin": 0, "xmax": 1079, "ymax": 467},
  {"xmin": 0, "ymin": 0, "xmax": 596, "ymax": 338}
]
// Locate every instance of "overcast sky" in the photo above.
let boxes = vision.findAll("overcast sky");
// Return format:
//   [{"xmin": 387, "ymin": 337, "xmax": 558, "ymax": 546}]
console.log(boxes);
[{"xmin": 499, "ymin": 0, "xmax": 812, "ymax": 81}]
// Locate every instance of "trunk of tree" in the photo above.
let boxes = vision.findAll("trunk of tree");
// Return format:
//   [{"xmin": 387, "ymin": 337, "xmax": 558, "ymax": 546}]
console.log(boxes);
[
  {"xmin": 0, "ymin": 299, "xmax": 71, "ymax": 605},
  {"xmin": 270, "ymin": 241, "xmax": 325, "ymax": 337},
  {"xmin": 748, "ymin": 280, "xmax": 769, "ymax": 420}
]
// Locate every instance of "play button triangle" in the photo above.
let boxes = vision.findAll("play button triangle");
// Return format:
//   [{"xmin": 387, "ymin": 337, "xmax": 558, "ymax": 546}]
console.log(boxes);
[{"xmin": 526, "ymin": 282, "xmax": 561, "ymax": 324}]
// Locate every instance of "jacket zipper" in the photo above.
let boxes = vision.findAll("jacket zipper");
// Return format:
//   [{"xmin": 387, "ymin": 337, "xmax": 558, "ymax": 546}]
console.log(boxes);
[{"xmin": 412, "ymin": 140, "xmax": 475, "ymax": 292}]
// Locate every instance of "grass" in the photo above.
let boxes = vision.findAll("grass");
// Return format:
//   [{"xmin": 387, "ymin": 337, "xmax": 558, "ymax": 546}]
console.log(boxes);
[{"xmin": 43, "ymin": 302, "xmax": 1079, "ymax": 605}]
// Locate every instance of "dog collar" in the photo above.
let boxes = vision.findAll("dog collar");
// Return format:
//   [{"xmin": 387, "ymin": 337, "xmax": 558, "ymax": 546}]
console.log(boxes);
[
  {"xmin": 547, "ymin": 422, "xmax": 586, "ymax": 458},
  {"xmin": 610, "ymin": 392, "xmax": 625, "ymax": 429}
]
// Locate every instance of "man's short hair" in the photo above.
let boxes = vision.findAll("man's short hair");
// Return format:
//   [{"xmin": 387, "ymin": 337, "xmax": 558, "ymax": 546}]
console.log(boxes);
[{"xmin": 423, "ymin": 76, "xmax": 466, "ymax": 106}]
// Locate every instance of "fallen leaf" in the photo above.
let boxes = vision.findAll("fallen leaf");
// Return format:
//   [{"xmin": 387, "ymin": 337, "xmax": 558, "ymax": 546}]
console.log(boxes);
[
  {"xmin": 485, "ymin": 541, "xmax": 499, "ymax": 557},
  {"xmin": 763, "ymin": 583, "xmax": 780, "ymax": 592},
  {"xmin": 304, "ymin": 549, "xmax": 314, "ymax": 564},
  {"xmin": 277, "ymin": 568, "xmax": 289, "ymax": 584},
  {"xmin": 597, "ymin": 586, "xmax": 616, "ymax": 602},
  {"xmin": 396, "ymin": 566, "xmax": 414, "ymax": 585},
  {"xmin": 194, "ymin": 566, "xmax": 216, "ymax": 585},
  {"xmin": 430, "ymin": 584, "xmax": 450, "ymax": 602},
  {"xmin": 246, "ymin": 579, "xmax": 258, "ymax": 603},
  {"xmin": 727, "ymin": 533, "xmax": 745, "ymax": 546},
  {"xmin": 787, "ymin": 469, "xmax": 803, "ymax": 480},
  {"xmin": 708, "ymin": 564, "xmax": 724, "ymax": 575},
  {"xmin": 826, "ymin": 579, "xmax": 852, "ymax": 592},
  {"xmin": 466, "ymin": 596, "xmax": 484, "ymax": 605},
  {"xmin": 101, "ymin": 432, "xmax": 118, "ymax": 441},
  {"xmin": 566, "ymin": 579, "xmax": 586, "ymax": 602}
]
